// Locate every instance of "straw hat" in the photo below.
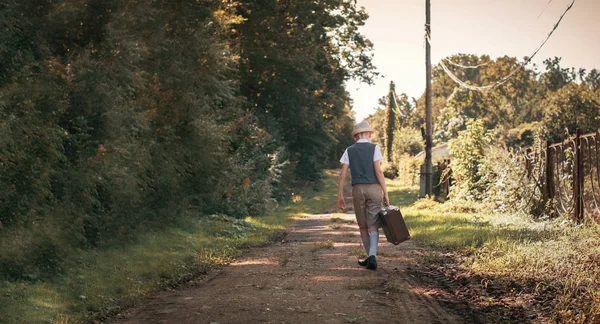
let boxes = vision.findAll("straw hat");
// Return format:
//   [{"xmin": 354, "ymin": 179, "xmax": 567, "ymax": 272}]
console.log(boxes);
[{"xmin": 351, "ymin": 121, "xmax": 374, "ymax": 138}]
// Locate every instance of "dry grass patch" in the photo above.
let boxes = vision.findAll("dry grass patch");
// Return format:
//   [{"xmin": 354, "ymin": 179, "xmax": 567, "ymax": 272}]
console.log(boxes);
[
  {"xmin": 348, "ymin": 249, "xmax": 367, "ymax": 258},
  {"xmin": 330, "ymin": 217, "xmax": 354, "ymax": 224},
  {"xmin": 312, "ymin": 240, "xmax": 335, "ymax": 252},
  {"xmin": 329, "ymin": 224, "xmax": 343, "ymax": 230}
]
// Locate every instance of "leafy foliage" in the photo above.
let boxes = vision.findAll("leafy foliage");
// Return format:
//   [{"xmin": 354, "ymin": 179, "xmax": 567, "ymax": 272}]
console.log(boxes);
[
  {"xmin": 397, "ymin": 53, "xmax": 599, "ymax": 211},
  {"xmin": 541, "ymin": 83, "xmax": 600, "ymax": 141},
  {"xmin": 392, "ymin": 127, "xmax": 423, "ymax": 157},
  {"xmin": 448, "ymin": 119, "xmax": 493, "ymax": 200},
  {"xmin": 0, "ymin": 0, "xmax": 376, "ymax": 279},
  {"xmin": 478, "ymin": 146, "xmax": 531, "ymax": 214},
  {"xmin": 235, "ymin": 0, "xmax": 376, "ymax": 180},
  {"xmin": 366, "ymin": 83, "xmax": 420, "ymax": 179}
]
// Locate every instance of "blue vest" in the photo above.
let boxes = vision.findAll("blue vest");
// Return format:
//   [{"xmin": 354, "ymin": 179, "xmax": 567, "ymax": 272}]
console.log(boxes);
[{"xmin": 348, "ymin": 143, "xmax": 378, "ymax": 185}]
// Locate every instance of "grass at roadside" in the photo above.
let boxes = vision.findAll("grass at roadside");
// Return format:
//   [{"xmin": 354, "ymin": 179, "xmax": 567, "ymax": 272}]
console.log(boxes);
[
  {"xmin": 386, "ymin": 179, "xmax": 600, "ymax": 323},
  {"xmin": 0, "ymin": 171, "xmax": 340, "ymax": 324}
]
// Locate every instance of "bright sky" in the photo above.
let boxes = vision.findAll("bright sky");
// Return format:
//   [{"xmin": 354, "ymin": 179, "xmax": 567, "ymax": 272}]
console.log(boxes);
[{"xmin": 347, "ymin": 0, "xmax": 600, "ymax": 121}]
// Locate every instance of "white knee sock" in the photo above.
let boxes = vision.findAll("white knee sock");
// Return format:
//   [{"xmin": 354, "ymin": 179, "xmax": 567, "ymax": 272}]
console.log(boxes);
[{"xmin": 368, "ymin": 231, "xmax": 378, "ymax": 257}]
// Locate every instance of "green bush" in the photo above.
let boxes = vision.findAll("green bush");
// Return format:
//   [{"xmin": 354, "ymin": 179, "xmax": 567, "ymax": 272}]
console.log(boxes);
[
  {"xmin": 392, "ymin": 127, "xmax": 424, "ymax": 159},
  {"xmin": 0, "ymin": 0, "xmax": 277, "ymax": 277},
  {"xmin": 383, "ymin": 163, "xmax": 399, "ymax": 179},
  {"xmin": 396, "ymin": 154, "xmax": 421, "ymax": 186},
  {"xmin": 478, "ymin": 146, "xmax": 530, "ymax": 214},
  {"xmin": 448, "ymin": 119, "xmax": 493, "ymax": 200},
  {"xmin": 447, "ymin": 121, "xmax": 549, "ymax": 217},
  {"xmin": 0, "ymin": 0, "xmax": 373, "ymax": 280},
  {"xmin": 0, "ymin": 221, "xmax": 70, "ymax": 280},
  {"xmin": 505, "ymin": 122, "xmax": 542, "ymax": 148},
  {"xmin": 478, "ymin": 141, "xmax": 556, "ymax": 218}
]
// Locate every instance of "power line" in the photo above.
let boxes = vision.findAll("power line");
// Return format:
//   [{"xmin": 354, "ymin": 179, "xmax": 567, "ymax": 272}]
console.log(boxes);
[
  {"xmin": 428, "ymin": 0, "xmax": 576, "ymax": 92},
  {"xmin": 390, "ymin": 90, "xmax": 403, "ymax": 117},
  {"xmin": 443, "ymin": 58, "xmax": 490, "ymax": 69},
  {"xmin": 537, "ymin": 0, "xmax": 554, "ymax": 20},
  {"xmin": 438, "ymin": 59, "xmax": 496, "ymax": 91}
]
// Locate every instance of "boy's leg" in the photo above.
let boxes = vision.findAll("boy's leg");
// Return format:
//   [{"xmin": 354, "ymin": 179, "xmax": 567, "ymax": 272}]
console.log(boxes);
[
  {"xmin": 352, "ymin": 186, "xmax": 371, "ymax": 255},
  {"xmin": 358, "ymin": 228, "xmax": 371, "ymax": 267},
  {"xmin": 367, "ymin": 227, "xmax": 379, "ymax": 257},
  {"xmin": 360, "ymin": 230, "xmax": 370, "ymax": 254},
  {"xmin": 364, "ymin": 184, "xmax": 383, "ymax": 269}
]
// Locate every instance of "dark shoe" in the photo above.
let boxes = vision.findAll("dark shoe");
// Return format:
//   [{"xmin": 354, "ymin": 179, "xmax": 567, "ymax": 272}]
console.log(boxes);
[
  {"xmin": 358, "ymin": 258, "xmax": 368, "ymax": 267},
  {"xmin": 366, "ymin": 255, "xmax": 377, "ymax": 270}
]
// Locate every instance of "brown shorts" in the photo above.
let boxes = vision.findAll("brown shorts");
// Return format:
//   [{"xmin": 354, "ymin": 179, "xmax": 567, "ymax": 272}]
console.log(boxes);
[{"xmin": 352, "ymin": 183, "xmax": 383, "ymax": 229}]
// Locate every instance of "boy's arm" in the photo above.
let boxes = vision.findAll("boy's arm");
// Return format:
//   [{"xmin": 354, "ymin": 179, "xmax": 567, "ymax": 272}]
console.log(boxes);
[
  {"xmin": 374, "ymin": 161, "xmax": 390, "ymax": 206},
  {"xmin": 337, "ymin": 164, "xmax": 349, "ymax": 210}
]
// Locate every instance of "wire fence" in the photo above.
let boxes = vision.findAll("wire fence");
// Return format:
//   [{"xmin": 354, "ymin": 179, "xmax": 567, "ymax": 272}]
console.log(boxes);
[{"xmin": 524, "ymin": 130, "xmax": 600, "ymax": 223}]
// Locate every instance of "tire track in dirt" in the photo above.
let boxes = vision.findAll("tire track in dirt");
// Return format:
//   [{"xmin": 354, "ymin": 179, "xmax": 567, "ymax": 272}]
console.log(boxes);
[{"xmin": 108, "ymin": 211, "xmax": 466, "ymax": 324}]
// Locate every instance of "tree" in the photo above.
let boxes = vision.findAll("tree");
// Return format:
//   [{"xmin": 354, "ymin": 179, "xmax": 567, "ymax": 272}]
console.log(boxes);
[
  {"xmin": 540, "ymin": 57, "xmax": 576, "ymax": 92},
  {"xmin": 585, "ymin": 69, "xmax": 600, "ymax": 91},
  {"xmin": 392, "ymin": 127, "xmax": 423, "ymax": 157},
  {"xmin": 396, "ymin": 93, "xmax": 416, "ymax": 127},
  {"xmin": 368, "ymin": 83, "xmax": 422, "ymax": 178},
  {"xmin": 366, "ymin": 106, "xmax": 386, "ymax": 146},
  {"xmin": 234, "ymin": 0, "xmax": 377, "ymax": 180},
  {"xmin": 384, "ymin": 81, "xmax": 397, "ymax": 162},
  {"xmin": 542, "ymin": 83, "xmax": 600, "ymax": 141},
  {"xmin": 417, "ymin": 54, "xmax": 545, "ymax": 144},
  {"xmin": 414, "ymin": 53, "xmax": 489, "ymax": 129},
  {"xmin": 434, "ymin": 87, "xmax": 484, "ymax": 142},
  {"xmin": 1, "ymin": 0, "xmax": 376, "ymax": 278}
]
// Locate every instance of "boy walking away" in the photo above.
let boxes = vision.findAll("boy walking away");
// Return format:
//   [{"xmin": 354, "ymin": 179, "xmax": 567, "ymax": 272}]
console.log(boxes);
[{"xmin": 337, "ymin": 121, "xmax": 390, "ymax": 270}]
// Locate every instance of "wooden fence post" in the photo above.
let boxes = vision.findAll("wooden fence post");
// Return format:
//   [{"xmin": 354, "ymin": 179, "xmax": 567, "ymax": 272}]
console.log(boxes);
[
  {"xmin": 574, "ymin": 129, "xmax": 584, "ymax": 223},
  {"xmin": 525, "ymin": 148, "xmax": 532, "ymax": 178},
  {"xmin": 544, "ymin": 140, "xmax": 554, "ymax": 204}
]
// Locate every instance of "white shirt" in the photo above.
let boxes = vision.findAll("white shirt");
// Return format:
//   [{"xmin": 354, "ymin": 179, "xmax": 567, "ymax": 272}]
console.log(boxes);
[{"xmin": 339, "ymin": 139, "xmax": 383, "ymax": 165}]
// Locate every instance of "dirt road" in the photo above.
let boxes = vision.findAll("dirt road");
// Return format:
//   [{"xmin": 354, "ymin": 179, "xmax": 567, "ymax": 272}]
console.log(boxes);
[{"xmin": 110, "ymin": 211, "xmax": 466, "ymax": 324}]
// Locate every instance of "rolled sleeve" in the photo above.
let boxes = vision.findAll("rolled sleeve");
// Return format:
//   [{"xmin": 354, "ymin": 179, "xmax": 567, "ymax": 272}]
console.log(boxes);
[
  {"xmin": 340, "ymin": 149, "xmax": 350, "ymax": 165},
  {"xmin": 373, "ymin": 145, "xmax": 383, "ymax": 162}
]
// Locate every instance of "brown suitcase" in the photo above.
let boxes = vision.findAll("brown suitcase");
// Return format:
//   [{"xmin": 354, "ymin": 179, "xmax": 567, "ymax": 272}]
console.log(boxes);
[{"xmin": 378, "ymin": 205, "xmax": 410, "ymax": 245}]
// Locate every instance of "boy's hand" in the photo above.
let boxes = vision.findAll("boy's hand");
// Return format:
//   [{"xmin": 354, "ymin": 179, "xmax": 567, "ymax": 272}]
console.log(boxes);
[
  {"xmin": 383, "ymin": 193, "xmax": 390, "ymax": 206},
  {"xmin": 337, "ymin": 195, "xmax": 346, "ymax": 210}
]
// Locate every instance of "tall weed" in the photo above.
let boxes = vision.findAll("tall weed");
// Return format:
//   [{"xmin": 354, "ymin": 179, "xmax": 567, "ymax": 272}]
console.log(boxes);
[{"xmin": 448, "ymin": 119, "xmax": 493, "ymax": 201}]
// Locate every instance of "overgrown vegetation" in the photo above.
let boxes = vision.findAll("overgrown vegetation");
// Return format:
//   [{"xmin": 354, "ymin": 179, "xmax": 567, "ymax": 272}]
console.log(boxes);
[
  {"xmin": 0, "ymin": 0, "xmax": 376, "ymax": 283},
  {"xmin": 0, "ymin": 170, "xmax": 340, "ymax": 323},
  {"xmin": 368, "ymin": 52, "xmax": 600, "ymax": 323},
  {"xmin": 2, "ymin": 0, "xmax": 599, "ymax": 322},
  {"xmin": 367, "ymin": 55, "xmax": 599, "ymax": 195},
  {"xmin": 448, "ymin": 119, "xmax": 493, "ymax": 201},
  {"xmin": 387, "ymin": 181, "xmax": 600, "ymax": 323},
  {"xmin": 1, "ymin": 215, "xmax": 268, "ymax": 323},
  {"xmin": 0, "ymin": 0, "xmax": 376, "ymax": 321}
]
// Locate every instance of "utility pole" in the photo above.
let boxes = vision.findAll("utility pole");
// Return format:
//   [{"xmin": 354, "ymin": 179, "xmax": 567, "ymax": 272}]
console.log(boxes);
[{"xmin": 424, "ymin": 0, "xmax": 433, "ymax": 196}]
